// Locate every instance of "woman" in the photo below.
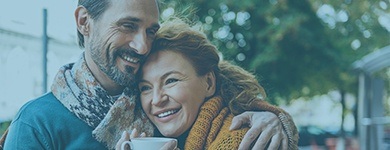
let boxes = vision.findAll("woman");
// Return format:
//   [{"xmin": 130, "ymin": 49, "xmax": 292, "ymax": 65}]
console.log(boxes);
[{"xmin": 118, "ymin": 18, "xmax": 298, "ymax": 150}]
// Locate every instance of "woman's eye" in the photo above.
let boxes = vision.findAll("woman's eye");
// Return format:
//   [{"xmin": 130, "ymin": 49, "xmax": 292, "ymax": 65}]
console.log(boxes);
[
  {"xmin": 139, "ymin": 85, "xmax": 151, "ymax": 92},
  {"xmin": 165, "ymin": 78, "xmax": 179, "ymax": 85}
]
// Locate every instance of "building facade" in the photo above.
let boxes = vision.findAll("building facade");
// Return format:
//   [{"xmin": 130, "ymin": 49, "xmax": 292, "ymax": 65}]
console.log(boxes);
[{"xmin": 0, "ymin": 28, "xmax": 82, "ymax": 121}]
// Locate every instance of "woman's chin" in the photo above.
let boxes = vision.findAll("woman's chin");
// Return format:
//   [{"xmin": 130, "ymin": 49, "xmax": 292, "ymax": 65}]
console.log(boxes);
[{"xmin": 160, "ymin": 129, "xmax": 179, "ymax": 138}]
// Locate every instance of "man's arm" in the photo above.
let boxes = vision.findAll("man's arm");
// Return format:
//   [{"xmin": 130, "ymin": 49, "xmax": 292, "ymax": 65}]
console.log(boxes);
[
  {"xmin": 229, "ymin": 99, "xmax": 299, "ymax": 150},
  {"xmin": 4, "ymin": 120, "xmax": 48, "ymax": 149}
]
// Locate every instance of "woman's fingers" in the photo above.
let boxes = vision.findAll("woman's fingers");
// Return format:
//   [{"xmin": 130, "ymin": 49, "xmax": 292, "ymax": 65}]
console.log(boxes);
[{"xmin": 115, "ymin": 131, "xmax": 130, "ymax": 150}]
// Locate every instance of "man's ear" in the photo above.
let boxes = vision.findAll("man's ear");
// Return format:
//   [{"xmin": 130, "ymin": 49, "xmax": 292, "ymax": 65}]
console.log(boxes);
[
  {"xmin": 205, "ymin": 71, "xmax": 216, "ymax": 97},
  {"xmin": 75, "ymin": 6, "xmax": 90, "ymax": 36}
]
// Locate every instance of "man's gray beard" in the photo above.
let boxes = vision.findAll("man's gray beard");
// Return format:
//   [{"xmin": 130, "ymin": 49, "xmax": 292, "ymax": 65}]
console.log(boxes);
[
  {"xmin": 93, "ymin": 54, "xmax": 136, "ymax": 87},
  {"xmin": 99, "ymin": 65, "xmax": 135, "ymax": 87},
  {"xmin": 106, "ymin": 65, "xmax": 136, "ymax": 87},
  {"xmin": 89, "ymin": 41, "xmax": 137, "ymax": 87}
]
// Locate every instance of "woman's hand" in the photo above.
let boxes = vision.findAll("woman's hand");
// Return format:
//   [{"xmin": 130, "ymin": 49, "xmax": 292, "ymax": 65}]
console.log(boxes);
[
  {"xmin": 115, "ymin": 128, "xmax": 178, "ymax": 150},
  {"xmin": 230, "ymin": 111, "xmax": 288, "ymax": 150},
  {"xmin": 115, "ymin": 129, "xmax": 145, "ymax": 150},
  {"xmin": 115, "ymin": 131, "xmax": 130, "ymax": 150}
]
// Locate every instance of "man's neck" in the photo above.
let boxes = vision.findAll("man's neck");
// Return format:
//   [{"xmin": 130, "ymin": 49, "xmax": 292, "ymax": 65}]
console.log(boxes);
[{"xmin": 84, "ymin": 52, "xmax": 124, "ymax": 95}]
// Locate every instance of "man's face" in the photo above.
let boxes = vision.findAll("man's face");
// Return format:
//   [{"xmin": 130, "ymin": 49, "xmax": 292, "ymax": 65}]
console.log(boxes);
[{"xmin": 85, "ymin": 0, "xmax": 159, "ymax": 86}]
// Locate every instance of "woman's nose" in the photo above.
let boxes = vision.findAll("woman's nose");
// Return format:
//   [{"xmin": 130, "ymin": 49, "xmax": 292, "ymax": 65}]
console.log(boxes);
[{"xmin": 151, "ymin": 90, "xmax": 168, "ymax": 106}]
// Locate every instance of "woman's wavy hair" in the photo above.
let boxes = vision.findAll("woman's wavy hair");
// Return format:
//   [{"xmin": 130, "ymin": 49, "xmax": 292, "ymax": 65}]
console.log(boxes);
[{"xmin": 151, "ymin": 17, "xmax": 266, "ymax": 114}]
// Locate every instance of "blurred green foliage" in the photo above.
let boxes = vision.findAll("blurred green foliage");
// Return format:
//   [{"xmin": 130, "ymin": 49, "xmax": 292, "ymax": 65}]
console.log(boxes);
[
  {"xmin": 0, "ymin": 121, "xmax": 11, "ymax": 136},
  {"xmin": 159, "ymin": 0, "xmax": 390, "ymax": 104}
]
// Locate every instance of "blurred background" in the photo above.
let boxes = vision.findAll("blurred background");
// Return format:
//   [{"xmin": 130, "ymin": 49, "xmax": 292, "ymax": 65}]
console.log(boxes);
[{"xmin": 0, "ymin": 0, "xmax": 389, "ymax": 149}]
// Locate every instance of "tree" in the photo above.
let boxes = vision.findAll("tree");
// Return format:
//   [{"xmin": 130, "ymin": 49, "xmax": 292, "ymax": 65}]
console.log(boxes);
[
  {"xmin": 159, "ymin": 0, "xmax": 368, "ymax": 104},
  {"xmin": 159, "ymin": 0, "xmax": 389, "ymax": 140},
  {"xmin": 309, "ymin": 0, "xmax": 390, "ymax": 137}
]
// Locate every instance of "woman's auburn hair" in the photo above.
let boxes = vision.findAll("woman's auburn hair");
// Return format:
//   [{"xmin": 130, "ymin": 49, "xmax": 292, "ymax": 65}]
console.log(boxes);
[{"xmin": 152, "ymin": 17, "xmax": 266, "ymax": 115}]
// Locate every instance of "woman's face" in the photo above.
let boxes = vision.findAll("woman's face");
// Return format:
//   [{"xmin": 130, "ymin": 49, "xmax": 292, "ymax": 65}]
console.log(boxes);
[{"xmin": 139, "ymin": 50, "xmax": 215, "ymax": 137}]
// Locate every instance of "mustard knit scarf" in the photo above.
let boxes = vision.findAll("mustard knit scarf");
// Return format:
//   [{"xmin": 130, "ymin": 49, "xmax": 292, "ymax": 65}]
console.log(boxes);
[{"xmin": 185, "ymin": 96, "xmax": 230, "ymax": 149}]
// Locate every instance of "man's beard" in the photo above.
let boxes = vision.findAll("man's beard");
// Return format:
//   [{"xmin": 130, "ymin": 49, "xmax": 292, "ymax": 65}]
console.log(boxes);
[
  {"xmin": 91, "ymin": 45, "xmax": 139, "ymax": 87},
  {"xmin": 106, "ymin": 62, "xmax": 136, "ymax": 86}
]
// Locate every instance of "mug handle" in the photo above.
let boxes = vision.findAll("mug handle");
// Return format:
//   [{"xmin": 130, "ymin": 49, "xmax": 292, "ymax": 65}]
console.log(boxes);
[{"xmin": 121, "ymin": 141, "xmax": 133, "ymax": 150}]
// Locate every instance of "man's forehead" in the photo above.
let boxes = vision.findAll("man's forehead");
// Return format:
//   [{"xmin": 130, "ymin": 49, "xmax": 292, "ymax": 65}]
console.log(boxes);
[
  {"xmin": 105, "ymin": 0, "xmax": 159, "ymax": 23},
  {"xmin": 109, "ymin": 0, "xmax": 159, "ymax": 12}
]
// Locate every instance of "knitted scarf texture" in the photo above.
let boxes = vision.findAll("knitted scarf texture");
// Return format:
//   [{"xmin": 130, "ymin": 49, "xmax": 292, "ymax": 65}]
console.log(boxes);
[
  {"xmin": 51, "ymin": 55, "xmax": 154, "ymax": 149},
  {"xmin": 184, "ymin": 96, "xmax": 248, "ymax": 149}
]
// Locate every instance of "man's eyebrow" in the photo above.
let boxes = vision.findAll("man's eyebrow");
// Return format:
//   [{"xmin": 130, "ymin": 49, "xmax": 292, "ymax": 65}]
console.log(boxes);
[
  {"xmin": 117, "ymin": 16, "xmax": 141, "ymax": 23},
  {"xmin": 117, "ymin": 17, "xmax": 160, "ymax": 30}
]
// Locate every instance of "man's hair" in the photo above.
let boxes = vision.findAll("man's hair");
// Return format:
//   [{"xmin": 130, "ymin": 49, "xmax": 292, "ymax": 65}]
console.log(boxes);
[{"xmin": 77, "ymin": 0, "xmax": 110, "ymax": 48}]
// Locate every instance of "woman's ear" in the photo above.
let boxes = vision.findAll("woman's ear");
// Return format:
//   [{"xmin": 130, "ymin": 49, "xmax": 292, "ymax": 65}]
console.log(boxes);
[
  {"xmin": 205, "ymin": 71, "xmax": 216, "ymax": 97},
  {"xmin": 75, "ymin": 6, "xmax": 90, "ymax": 36}
]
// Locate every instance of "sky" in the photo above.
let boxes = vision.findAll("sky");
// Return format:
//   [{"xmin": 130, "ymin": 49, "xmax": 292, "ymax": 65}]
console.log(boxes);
[{"xmin": 0, "ymin": 0, "xmax": 78, "ymax": 42}]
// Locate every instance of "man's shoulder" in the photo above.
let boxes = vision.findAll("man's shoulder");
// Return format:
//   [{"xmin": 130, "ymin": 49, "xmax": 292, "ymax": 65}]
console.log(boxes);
[
  {"xmin": 19, "ymin": 92, "xmax": 63, "ymax": 112},
  {"xmin": 6, "ymin": 92, "xmax": 106, "ymax": 149},
  {"xmin": 13, "ymin": 92, "xmax": 69, "ymax": 122}
]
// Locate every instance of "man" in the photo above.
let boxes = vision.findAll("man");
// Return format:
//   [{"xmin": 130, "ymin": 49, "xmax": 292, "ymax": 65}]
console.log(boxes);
[{"xmin": 3, "ymin": 0, "xmax": 297, "ymax": 149}]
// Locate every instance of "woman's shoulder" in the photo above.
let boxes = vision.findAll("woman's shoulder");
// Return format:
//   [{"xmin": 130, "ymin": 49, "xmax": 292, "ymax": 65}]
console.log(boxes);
[{"xmin": 208, "ymin": 114, "xmax": 250, "ymax": 149}]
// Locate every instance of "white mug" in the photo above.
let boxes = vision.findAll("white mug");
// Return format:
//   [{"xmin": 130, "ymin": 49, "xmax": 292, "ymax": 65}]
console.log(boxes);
[{"xmin": 121, "ymin": 137, "xmax": 177, "ymax": 150}]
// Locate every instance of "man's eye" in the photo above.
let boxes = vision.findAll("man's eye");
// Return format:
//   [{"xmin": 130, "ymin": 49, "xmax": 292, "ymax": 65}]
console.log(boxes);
[
  {"xmin": 147, "ymin": 28, "xmax": 157, "ymax": 38},
  {"xmin": 165, "ymin": 78, "xmax": 179, "ymax": 85},
  {"xmin": 122, "ymin": 23, "xmax": 137, "ymax": 31},
  {"xmin": 139, "ymin": 85, "xmax": 151, "ymax": 92}
]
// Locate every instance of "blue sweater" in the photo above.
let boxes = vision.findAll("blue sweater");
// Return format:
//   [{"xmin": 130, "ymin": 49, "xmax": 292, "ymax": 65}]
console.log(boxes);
[{"xmin": 4, "ymin": 92, "xmax": 107, "ymax": 150}]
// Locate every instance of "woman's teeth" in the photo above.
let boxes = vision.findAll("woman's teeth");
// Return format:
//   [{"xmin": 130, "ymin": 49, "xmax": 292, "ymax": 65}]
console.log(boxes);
[{"xmin": 157, "ymin": 110, "xmax": 178, "ymax": 118}]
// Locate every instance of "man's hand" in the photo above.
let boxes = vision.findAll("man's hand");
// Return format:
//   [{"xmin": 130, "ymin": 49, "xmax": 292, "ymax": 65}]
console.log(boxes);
[{"xmin": 230, "ymin": 111, "xmax": 288, "ymax": 150}]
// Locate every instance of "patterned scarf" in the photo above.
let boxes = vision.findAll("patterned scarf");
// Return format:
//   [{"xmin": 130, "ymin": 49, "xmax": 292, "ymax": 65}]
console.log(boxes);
[{"xmin": 51, "ymin": 54, "xmax": 154, "ymax": 149}]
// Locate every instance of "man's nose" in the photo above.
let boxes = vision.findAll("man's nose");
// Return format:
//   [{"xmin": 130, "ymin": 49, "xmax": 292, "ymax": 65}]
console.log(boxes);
[{"xmin": 129, "ymin": 31, "xmax": 149, "ymax": 55}]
